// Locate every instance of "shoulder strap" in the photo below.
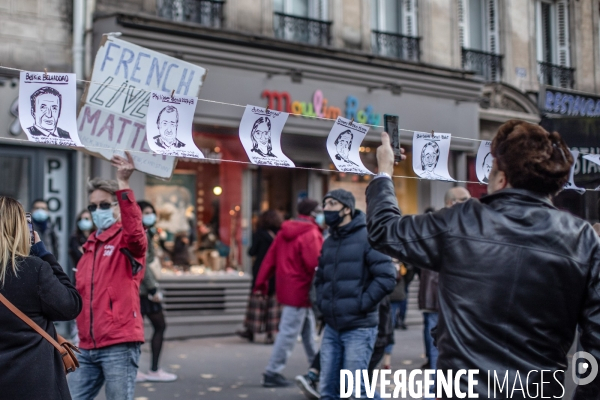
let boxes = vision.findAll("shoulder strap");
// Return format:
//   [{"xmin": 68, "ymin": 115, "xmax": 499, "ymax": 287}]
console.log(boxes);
[{"xmin": 0, "ymin": 293, "xmax": 66, "ymax": 355}]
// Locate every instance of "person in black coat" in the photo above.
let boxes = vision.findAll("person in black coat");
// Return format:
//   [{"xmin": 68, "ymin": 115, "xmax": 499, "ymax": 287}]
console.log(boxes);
[
  {"xmin": 314, "ymin": 189, "xmax": 396, "ymax": 400},
  {"xmin": 237, "ymin": 210, "xmax": 282, "ymax": 343},
  {"xmin": 68, "ymin": 209, "xmax": 95, "ymax": 272},
  {"xmin": 0, "ymin": 196, "xmax": 82, "ymax": 400}
]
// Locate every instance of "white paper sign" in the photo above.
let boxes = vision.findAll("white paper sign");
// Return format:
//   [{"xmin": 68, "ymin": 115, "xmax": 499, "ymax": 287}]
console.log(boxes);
[
  {"xmin": 239, "ymin": 105, "xmax": 294, "ymax": 168},
  {"xmin": 564, "ymin": 150, "xmax": 585, "ymax": 194},
  {"xmin": 78, "ymin": 36, "xmax": 207, "ymax": 178},
  {"xmin": 475, "ymin": 141, "xmax": 493, "ymax": 184},
  {"xmin": 146, "ymin": 91, "xmax": 203, "ymax": 159},
  {"xmin": 412, "ymin": 131, "xmax": 456, "ymax": 181},
  {"xmin": 78, "ymin": 103, "xmax": 176, "ymax": 178},
  {"xmin": 19, "ymin": 71, "xmax": 82, "ymax": 147},
  {"xmin": 326, "ymin": 117, "xmax": 373, "ymax": 175}
]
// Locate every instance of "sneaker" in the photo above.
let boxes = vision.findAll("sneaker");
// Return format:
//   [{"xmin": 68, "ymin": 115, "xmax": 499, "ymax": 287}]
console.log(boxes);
[
  {"xmin": 295, "ymin": 374, "xmax": 320, "ymax": 399},
  {"xmin": 145, "ymin": 369, "xmax": 178, "ymax": 382},
  {"xmin": 135, "ymin": 371, "xmax": 147, "ymax": 383},
  {"xmin": 262, "ymin": 372, "xmax": 291, "ymax": 388}
]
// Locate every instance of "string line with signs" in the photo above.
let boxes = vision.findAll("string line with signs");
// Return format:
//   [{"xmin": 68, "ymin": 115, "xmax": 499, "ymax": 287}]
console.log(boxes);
[
  {"xmin": 1, "ymin": 64, "xmax": 596, "ymax": 191},
  {"xmin": 0, "ymin": 65, "xmax": 481, "ymax": 141}
]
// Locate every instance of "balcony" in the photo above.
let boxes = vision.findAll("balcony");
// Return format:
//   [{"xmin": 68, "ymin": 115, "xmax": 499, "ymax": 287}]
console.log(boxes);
[
  {"xmin": 538, "ymin": 61, "xmax": 575, "ymax": 89},
  {"xmin": 273, "ymin": 12, "xmax": 332, "ymax": 47},
  {"xmin": 157, "ymin": 0, "xmax": 224, "ymax": 28},
  {"xmin": 462, "ymin": 48, "xmax": 503, "ymax": 82},
  {"xmin": 371, "ymin": 30, "xmax": 420, "ymax": 62}
]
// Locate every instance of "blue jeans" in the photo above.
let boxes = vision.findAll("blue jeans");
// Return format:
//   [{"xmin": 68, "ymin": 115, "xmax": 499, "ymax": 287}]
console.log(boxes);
[
  {"xmin": 266, "ymin": 306, "xmax": 316, "ymax": 374},
  {"xmin": 423, "ymin": 312, "xmax": 439, "ymax": 399},
  {"xmin": 68, "ymin": 342, "xmax": 141, "ymax": 400},
  {"xmin": 319, "ymin": 324, "xmax": 378, "ymax": 400},
  {"xmin": 384, "ymin": 301, "xmax": 403, "ymax": 354}
]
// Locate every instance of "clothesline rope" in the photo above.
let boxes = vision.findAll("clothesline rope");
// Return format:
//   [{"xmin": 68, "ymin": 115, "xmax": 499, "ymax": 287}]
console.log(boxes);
[
  {"xmin": 0, "ymin": 65, "xmax": 481, "ymax": 140},
  {"xmin": 1, "ymin": 64, "xmax": 596, "ymax": 192}
]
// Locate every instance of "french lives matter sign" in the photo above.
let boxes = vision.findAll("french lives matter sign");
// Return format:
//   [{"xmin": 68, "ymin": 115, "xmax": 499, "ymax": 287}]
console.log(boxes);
[{"xmin": 77, "ymin": 35, "xmax": 207, "ymax": 178}]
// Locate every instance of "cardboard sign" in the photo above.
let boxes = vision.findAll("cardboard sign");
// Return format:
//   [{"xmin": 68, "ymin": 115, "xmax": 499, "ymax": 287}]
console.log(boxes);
[
  {"xmin": 78, "ymin": 36, "xmax": 208, "ymax": 178},
  {"xmin": 326, "ymin": 116, "xmax": 373, "ymax": 175},
  {"xmin": 19, "ymin": 71, "xmax": 82, "ymax": 147}
]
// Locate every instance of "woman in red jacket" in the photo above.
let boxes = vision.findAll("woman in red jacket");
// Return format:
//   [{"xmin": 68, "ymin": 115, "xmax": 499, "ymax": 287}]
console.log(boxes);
[{"xmin": 68, "ymin": 153, "xmax": 148, "ymax": 400}]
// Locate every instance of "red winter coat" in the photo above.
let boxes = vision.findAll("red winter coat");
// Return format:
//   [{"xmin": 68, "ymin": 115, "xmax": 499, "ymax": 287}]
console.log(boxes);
[
  {"xmin": 254, "ymin": 216, "xmax": 323, "ymax": 308},
  {"xmin": 76, "ymin": 189, "xmax": 147, "ymax": 349}
]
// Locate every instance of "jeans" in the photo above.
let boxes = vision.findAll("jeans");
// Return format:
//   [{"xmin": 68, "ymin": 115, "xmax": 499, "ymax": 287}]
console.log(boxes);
[
  {"xmin": 384, "ymin": 300, "xmax": 403, "ymax": 354},
  {"xmin": 68, "ymin": 342, "xmax": 141, "ymax": 400},
  {"xmin": 423, "ymin": 312, "xmax": 439, "ymax": 399},
  {"xmin": 266, "ymin": 306, "xmax": 316, "ymax": 374},
  {"xmin": 319, "ymin": 324, "xmax": 378, "ymax": 400}
]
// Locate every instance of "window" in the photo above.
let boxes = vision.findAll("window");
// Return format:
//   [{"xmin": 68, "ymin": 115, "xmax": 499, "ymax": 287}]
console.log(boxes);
[
  {"xmin": 536, "ymin": 0, "xmax": 574, "ymax": 88},
  {"xmin": 459, "ymin": 0, "xmax": 503, "ymax": 82},
  {"xmin": 371, "ymin": 0, "xmax": 420, "ymax": 61},
  {"xmin": 157, "ymin": 0, "xmax": 224, "ymax": 27},
  {"xmin": 273, "ymin": 0, "xmax": 331, "ymax": 46}
]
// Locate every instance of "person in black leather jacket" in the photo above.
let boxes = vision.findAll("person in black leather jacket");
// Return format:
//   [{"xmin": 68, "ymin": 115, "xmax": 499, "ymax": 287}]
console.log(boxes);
[
  {"xmin": 315, "ymin": 189, "xmax": 396, "ymax": 400},
  {"xmin": 366, "ymin": 119, "xmax": 600, "ymax": 399}
]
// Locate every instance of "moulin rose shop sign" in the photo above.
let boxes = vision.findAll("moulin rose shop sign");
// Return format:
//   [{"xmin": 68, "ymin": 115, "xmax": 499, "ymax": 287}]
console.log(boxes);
[{"xmin": 261, "ymin": 89, "xmax": 381, "ymax": 125}]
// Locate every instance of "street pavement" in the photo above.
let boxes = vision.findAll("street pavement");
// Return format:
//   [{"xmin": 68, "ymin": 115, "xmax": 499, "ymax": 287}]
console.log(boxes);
[
  {"xmin": 96, "ymin": 323, "xmax": 579, "ymax": 400},
  {"xmin": 96, "ymin": 324, "xmax": 427, "ymax": 400}
]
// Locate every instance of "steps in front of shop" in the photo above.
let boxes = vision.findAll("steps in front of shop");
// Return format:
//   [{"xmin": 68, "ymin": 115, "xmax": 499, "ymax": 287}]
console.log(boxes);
[{"xmin": 146, "ymin": 276, "xmax": 251, "ymax": 339}]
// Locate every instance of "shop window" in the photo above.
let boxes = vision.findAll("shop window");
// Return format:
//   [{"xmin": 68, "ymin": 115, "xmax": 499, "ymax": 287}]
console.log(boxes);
[
  {"xmin": 459, "ymin": 0, "xmax": 503, "ymax": 82},
  {"xmin": 536, "ymin": 0, "xmax": 574, "ymax": 88},
  {"xmin": 371, "ymin": 0, "xmax": 420, "ymax": 62},
  {"xmin": 273, "ymin": 0, "xmax": 332, "ymax": 46}
]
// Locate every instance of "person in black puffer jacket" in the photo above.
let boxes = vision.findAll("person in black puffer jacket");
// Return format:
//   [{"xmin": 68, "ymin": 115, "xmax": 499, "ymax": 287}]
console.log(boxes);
[{"xmin": 315, "ymin": 189, "xmax": 396, "ymax": 400}]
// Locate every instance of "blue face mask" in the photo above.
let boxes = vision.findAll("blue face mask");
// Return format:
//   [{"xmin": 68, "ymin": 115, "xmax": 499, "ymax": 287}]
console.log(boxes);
[
  {"xmin": 32, "ymin": 209, "xmax": 49, "ymax": 222},
  {"xmin": 142, "ymin": 213, "xmax": 157, "ymax": 227},
  {"xmin": 315, "ymin": 213, "xmax": 325, "ymax": 226},
  {"xmin": 77, "ymin": 218, "xmax": 93, "ymax": 231},
  {"xmin": 92, "ymin": 209, "xmax": 116, "ymax": 231}
]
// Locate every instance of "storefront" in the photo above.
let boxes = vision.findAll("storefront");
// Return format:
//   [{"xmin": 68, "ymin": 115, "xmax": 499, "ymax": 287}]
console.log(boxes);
[
  {"xmin": 92, "ymin": 12, "xmax": 482, "ymax": 336},
  {"xmin": 539, "ymin": 86, "xmax": 600, "ymax": 221}
]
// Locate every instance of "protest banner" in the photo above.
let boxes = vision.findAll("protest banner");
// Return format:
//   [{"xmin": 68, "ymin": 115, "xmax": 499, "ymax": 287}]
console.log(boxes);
[{"xmin": 77, "ymin": 35, "xmax": 207, "ymax": 178}]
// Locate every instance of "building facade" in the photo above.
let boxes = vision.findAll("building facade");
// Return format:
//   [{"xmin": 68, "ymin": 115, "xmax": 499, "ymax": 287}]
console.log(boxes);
[{"xmin": 2, "ymin": 0, "xmax": 600, "ymax": 336}]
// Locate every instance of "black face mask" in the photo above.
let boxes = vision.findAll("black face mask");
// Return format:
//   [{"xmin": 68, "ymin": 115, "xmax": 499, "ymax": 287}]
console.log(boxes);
[{"xmin": 324, "ymin": 210, "xmax": 344, "ymax": 228}]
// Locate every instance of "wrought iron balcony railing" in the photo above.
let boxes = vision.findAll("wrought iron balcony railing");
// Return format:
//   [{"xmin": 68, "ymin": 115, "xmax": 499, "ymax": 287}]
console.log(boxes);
[
  {"xmin": 273, "ymin": 12, "xmax": 332, "ymax": 46},
  {"xmin": 538, "ymin": 61, "xmax": 575, "ymax": 89},
  {"xmin": 462, "ymin": 48, "xmax": 503, "ymax": 82},
  {"xmin": 371, "ymin": 30, "xmax": 420, "ymax": 62},
  {"xmin": 157, "ymin": 0, "xmax": 224, "ymax": 27}
]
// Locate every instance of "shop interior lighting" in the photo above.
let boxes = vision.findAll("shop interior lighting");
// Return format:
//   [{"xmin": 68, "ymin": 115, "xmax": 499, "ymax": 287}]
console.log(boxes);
[{"xmin": 213, "ymin": 186, "xmax": 223, "ymax": 196}]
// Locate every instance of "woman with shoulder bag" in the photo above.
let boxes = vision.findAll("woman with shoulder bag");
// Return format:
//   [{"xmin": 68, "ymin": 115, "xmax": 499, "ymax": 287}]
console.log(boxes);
[{"xmin": 0, "ymin": 196, "xmax": 82, "ymax": 400}]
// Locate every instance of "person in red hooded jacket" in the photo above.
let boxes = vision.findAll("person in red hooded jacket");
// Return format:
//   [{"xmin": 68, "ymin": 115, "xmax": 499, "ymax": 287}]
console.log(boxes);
[
  {"xmin": 254, "ymin": 198, "xmax": 324, "ymax": 388},
  {"xmin": 69, "ymin": 153, "xmax": 147, "ymax": 400}
]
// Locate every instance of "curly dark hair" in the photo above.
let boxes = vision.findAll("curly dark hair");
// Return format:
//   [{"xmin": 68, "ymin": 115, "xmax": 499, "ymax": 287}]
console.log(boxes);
[
  {"xmin": 258, "ymin": 210, "xmax": 282, "ymax": 231},
  {"xmin": 491, "ymin": 120, "xmax": 573, "ymax": 195}
]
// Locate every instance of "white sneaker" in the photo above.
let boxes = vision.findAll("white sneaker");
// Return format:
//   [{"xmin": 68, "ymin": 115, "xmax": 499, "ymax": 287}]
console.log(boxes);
[
  {"xmin": 145, "ymin": 369, "xmax": 178, "ymax": 382},
  {"xmin": 135, "ymin": 371, "xmax": 147, "ymax": 382}
]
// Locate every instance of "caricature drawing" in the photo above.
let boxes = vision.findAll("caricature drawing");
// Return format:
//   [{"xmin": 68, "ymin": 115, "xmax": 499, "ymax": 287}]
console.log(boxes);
[
  {"xmin": 482, "ymin": 153, "xmax": 493, "ymax": 183},
  {"xmin": 250, "ymin": 117, "xmax": 275, "ymax": 157},
  {"xmin": 420, "ymin": 141, "xmax": 445, "ymax": 180},
  {"xmin": 334, "ymin": 129, "xmax": 358, "ymax": 166},
  {"xmin": 154, "ymin": 105, "xmax": 185, "ymax": 149},
  {"xmin": 27, "ymin": 87, "xmax": 71, "ymax": 140}
]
